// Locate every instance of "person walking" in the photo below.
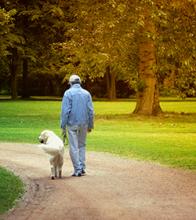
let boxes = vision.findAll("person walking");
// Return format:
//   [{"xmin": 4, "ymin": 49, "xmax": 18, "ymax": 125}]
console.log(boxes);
[{"xmin": 61, "ymin": 74, "xmax": 94, "ymax": 177}]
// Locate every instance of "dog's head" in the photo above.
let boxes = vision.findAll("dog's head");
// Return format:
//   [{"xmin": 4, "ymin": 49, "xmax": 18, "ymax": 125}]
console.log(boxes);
[{"xmin": 38, "ymin": 130, "xmax": 53, "ymax": 144}]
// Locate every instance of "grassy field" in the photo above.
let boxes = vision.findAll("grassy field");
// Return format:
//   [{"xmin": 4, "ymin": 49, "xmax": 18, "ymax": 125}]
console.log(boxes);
[
  {"xmin": 0, "ymin": 98, "xmax": 195, "ymax": 215},
  {"xmin": 0, "ymin": 99, "xmax": 195, "ymax": 170},
  {"xmin": 0, "ymin": 167, "xmax": 24, "ymax": 214}
]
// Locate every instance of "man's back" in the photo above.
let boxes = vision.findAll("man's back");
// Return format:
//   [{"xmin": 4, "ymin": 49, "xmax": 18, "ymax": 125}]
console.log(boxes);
[{"xmin": 61, "ymin": 84, "xmax": 94, "ymax": 129}]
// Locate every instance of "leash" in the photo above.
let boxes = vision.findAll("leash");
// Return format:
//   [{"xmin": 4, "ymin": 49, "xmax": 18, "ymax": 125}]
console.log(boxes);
[{"xmin": 62, "ymin": 130, "xmax": 68, "ymax": 147}]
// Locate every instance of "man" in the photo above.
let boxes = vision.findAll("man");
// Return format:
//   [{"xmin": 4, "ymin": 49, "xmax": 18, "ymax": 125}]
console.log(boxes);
[{"xmin": 61, "ymin": 74, "xmax": 94, "ymax": 177}]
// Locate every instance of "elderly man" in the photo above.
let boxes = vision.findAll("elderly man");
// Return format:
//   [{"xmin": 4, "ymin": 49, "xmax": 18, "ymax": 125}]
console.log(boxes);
[{"xmin": 61, "ymin": 74, "xmax": 94, "ymax": 177}]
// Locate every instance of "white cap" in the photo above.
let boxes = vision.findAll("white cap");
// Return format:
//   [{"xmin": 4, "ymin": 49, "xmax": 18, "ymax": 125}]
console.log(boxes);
[{"xmin": 69, "ymin": 74, "xmax": 81, "ymax": 84}]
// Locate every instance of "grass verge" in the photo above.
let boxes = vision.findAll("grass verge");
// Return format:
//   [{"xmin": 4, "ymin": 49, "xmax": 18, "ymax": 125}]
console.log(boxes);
[{"xmin": 0, "ymin": 167, "xmax": 24, "ymax": 214}]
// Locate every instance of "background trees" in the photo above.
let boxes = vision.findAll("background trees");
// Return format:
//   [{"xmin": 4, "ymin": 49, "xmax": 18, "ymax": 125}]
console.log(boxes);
[
  {"xmin": 157, "ymin": 0, "xmax": 196, "ymax": 98},
  {"xmin": 59, "ymin": 0, "xmax": 195, "ymax": 114},
  {"xmin": 0, "ymin": 0, "xmax": 73, "ymax": 98},
  {"xmin": 58, "ymin": 0, "xmax": 136, "ymax": 99},
  {"xmin": 0, "ymin": 0, "xmax": 195, "ymax": 114},
  {"xmin": 0, "ymin": 7, "xmax": 21, "ymax": 98}
]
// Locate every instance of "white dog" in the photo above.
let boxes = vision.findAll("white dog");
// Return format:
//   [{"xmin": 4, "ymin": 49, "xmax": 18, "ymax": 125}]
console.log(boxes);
[{"xmin": 38, "ymin": 130, "xmax": 64, "ymax": 179}]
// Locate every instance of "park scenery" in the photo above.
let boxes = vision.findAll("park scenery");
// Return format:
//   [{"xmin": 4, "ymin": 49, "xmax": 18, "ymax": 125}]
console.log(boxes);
[{"xmin": 0, "ymin": 1, "xmax": 196, "ymax": 220}]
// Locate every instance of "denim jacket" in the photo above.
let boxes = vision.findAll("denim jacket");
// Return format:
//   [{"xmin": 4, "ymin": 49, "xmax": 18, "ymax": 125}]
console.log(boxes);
[{"xmin": 61, "ymin": 84, "xmax": 94, "ymax": 129}]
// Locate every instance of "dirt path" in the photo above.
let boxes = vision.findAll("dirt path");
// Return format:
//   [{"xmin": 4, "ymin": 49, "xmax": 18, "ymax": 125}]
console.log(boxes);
[{"xmin": 0, "ymin": 143, "xmax": 196, "ymax": 220}]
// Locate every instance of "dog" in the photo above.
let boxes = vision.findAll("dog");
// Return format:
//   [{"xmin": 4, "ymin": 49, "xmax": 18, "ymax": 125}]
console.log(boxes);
[{"xmin": 38, "ymin": 130, "xmax": 64, "ymax": 179}]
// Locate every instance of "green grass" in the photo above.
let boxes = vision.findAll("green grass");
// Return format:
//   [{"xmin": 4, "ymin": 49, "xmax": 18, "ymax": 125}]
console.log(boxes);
[
  {"xmin": 89, "ymin": 116, "xmax": 196, "ymax": 169},
  {"xmin": 0, "ymin": 99, "xmax": 195, "ymax": 170},
  {"xmin": 0, "ymin": 98, "xmax": 195, "ymax": 214},
  {"xmin": 0, "ymin": 167, "xmax": 24, "ymax": 214}
]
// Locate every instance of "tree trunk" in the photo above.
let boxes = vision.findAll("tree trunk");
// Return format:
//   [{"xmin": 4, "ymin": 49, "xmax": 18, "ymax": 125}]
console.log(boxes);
[
  {"xmin": 22, "ymin": 57, "xmax": 30, "ymax": 99},
  {"xmin": 10, "ymin": 48, "xmax": 19, "ymax": 100},
  {"xmin": 133, "ymin": 10, "xmax": 162, "ymax": 115},
  {"xmin": 106, "ymin": 66, "xmax": 116, "ymax": 100}
]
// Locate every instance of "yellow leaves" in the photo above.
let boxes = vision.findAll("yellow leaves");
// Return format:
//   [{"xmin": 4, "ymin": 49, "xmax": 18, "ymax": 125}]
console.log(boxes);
[
  {"xmin": 80, "ymin": 10, "xmax": 88, "ymax": 17},
  {"xmin": 31, "ymin": 14, "xmax": 40, "ymax": 21},
  {"xmin": 170, "ymin": 0, "xmax": 196, "ymax": 10},
  {"xmin": 108, "ymin": 21, "xmax": 115, "ymax": 28},
  {"xmin": 170, "ymin": 1, "xmax": 182, "ymax": 9},
  {"xmin": 109, "ymin": 0, "xmax": 117, "ymax": 8},
  {"xmin": 0, "ymin": 8, "xmax": 16, "ymax": 24},
  {"xmin": 49, "ymin": 6, "xmax": 64, "ymax": 17},
  {"xmin": 108, "ymin": 0, "xmax": 126, "ymax": 15},
  {"xmin": 7, "ymin": 9, "xmax": 17, "ymax": 17},
  {"xmin": 117, "ymin": 4, "xmax": 126, "ymax": 14},
  {"xmin": 137, "ymin": 16, "xmax": 145, "ymax": 27}
]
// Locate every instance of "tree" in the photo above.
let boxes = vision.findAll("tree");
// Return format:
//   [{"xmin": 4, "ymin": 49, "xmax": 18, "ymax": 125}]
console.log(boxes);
[
  {"xmin": 0, "ymin": 8, "xmax": 16, "ymax": 56},
  {"xmin": 133, "ymin": 3, "xmax": 162, "ymax": 115},
  {"xmin": 1, "ymin": 0, "xmax": 195, "ymax": 105},
  {"xmin": 156, "ymin": 0, "xmax": 196, "ymax": 98},
  {"xmin": 0, "ymin": 7, "xmax": 22, "ymax": 98},
  {"xmin": 1, "ymin": 0, "xmax": 74, "ymax": 98},
  {"xmin": 60, "ymin": 0, "xmax": 137, "ymax": 99},
  {"xmin": 62, "ymin": 0, "xmax": 196, "ymax": 112}
]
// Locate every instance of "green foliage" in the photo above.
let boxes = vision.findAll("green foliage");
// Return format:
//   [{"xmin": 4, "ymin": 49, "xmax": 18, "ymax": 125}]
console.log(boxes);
[
  {"xmin": 155, "ymin": 0, "xmax": 196, "ymax": 97},
  {"xmin": 0, "ymin": 0, "xmax": 74, "ymax": 80},
  {"xmin": 59, "ymin": 0, "xmax": 196, "ymax": 97},
  {"xmin": 60, "ymin": 0, "xmax": 138, "ymax": 83},
  {"xmin": 0, "ymin": 167, "xmax": 24, "ymax": 214},
  {"xmin": 0, "ymin": 0, "xmax": 196, "ymax": 99},
  {"xmin": 175, "ymin": 71, "xmax": 196, "ymax": 97},
  {"xmin": 0, "ymin": 8, "xmax": 19, "ymax": 57}
]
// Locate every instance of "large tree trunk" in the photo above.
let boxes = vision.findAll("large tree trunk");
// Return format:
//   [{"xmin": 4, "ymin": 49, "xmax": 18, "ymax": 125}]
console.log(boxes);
[
  {"xmin": 10, "ymin": 48, "xmax": 19, "ymax": 100},
  {"xmin": 106, "ymin": 66, "xmax": 116, "ymax": 100},
  {"xmin": 133, "ymin": 10, "xmax": 162, "ymax": 115},
  {"xmin": 22, "ymin": 57, "xmax": 30, "ymax": 99}
]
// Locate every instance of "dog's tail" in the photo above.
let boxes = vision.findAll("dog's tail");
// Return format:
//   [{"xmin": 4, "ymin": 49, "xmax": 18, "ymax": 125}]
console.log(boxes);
[{"xmin": 38, "ymin": 144, "xmax": 63, "ymax": 156}]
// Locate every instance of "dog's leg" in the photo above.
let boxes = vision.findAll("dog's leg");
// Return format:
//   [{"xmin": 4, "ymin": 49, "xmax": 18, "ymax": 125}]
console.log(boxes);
[
  {"xmin": 54, "ymin": 166, "xmax": 58, "ymax": 178},
  {"xmin": 58, "ymin": 158, "xmax": 63, "ymax": 178},
  {"xmin": 59, "ymin": 169, "xmax": 62, "ymax": 178},
  {"xmin": 50, "ymin": 157, "xmax": 56, "ymax": 179},
  {"xmin": 51, "ymin": 166, "xmax": 55, "ymax": 179}
]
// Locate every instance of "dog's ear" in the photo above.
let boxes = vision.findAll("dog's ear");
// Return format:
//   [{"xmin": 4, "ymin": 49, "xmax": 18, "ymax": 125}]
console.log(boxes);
[
  {"xmin": 39, "ymin": 130, "xmax": 49, "ymax": 144},
  {"xmin": 43, "ymin": 132, "xmax": 49, "ymax": 142}
]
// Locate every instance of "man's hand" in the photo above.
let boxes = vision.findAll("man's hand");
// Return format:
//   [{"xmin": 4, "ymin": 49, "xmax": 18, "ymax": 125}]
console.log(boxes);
[
  {"xmin": 62, "ymin": 128, "xmax": 67, "ymax": 144},
  {"xmin": 62, "ymin": 128, "xmax": 67, "ymax": 136}
]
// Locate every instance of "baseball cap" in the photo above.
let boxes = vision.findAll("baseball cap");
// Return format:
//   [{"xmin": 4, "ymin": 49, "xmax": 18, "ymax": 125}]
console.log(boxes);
[{"xmin": 69, "ymin": 74, "xmax": 81, "ymax": 84}]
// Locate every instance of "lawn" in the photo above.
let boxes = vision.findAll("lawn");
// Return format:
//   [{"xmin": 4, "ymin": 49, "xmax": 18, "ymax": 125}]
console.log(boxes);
[
  {"xmin": 0, "ymin": 99, "xmax": 196, "ymax": 169},
  {"xmin": 0, "ymin": 167, "xmax": 24, "ymax": 214}
]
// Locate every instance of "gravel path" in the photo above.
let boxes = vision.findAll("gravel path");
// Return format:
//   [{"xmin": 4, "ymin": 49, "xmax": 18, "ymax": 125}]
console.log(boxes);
[{"xmin": 0, "ymin": 143, "xmax": 196, "ymax": 220}]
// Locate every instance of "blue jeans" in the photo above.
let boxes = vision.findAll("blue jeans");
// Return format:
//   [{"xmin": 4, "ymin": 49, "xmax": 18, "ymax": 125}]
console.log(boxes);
[{"xmin": 67, "ymin": 125, "xmax": 88, "ymax": 174}]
